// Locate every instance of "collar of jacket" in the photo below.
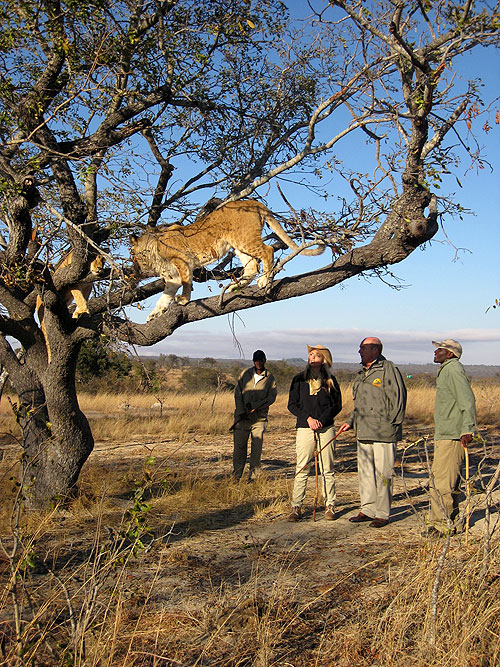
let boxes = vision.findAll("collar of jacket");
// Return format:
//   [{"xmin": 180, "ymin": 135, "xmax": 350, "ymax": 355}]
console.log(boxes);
[
  {"xmin": 359, "ymin": 354, "xmax": 386, "ymax": 374},
  {"xmin": 437, "ymin": 357, "xmax": 459, "ymax": 376}
]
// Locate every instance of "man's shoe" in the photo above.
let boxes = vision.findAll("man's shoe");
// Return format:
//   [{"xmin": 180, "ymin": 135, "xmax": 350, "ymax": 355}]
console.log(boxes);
[
  {"xmin": 349, "ymin": 512, "xmax": 373, "ymax": 523},
  {"xmin": 325, "ymin": 505, "xmax": 336, "ymax": 521},
  {"xmin": 287, "ymin": 507, "xmax": 302, "ymax": 522},
  {"xmin": 369, "ymin": 518, "xmax": 389, "ymax": 528}
]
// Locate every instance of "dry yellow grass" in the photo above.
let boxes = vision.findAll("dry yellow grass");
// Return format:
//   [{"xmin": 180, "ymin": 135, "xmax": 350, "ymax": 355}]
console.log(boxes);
[
  {"xmin": 3, "ymin": 467, "xmax": 497, "ymax": 667},
  {"xmin": 1, "ymin": 374, "xmax": 499, "ymax": 666},
  {"xmin": 1, "ymin": 397, "xmax": 499, "ymax": 666},
  {"xmin": 78, "ymin": 378, "xmax": 500, "ymax": 435},
  {"xmin": 1, "ymin": 379, "xmax": 498, "ymax": 443}
]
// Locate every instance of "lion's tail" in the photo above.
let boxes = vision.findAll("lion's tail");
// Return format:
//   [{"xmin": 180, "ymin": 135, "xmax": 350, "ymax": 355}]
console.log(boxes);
[{"xmin": 259, "ymin": 204, "xmax": 325, "ymax": 256}]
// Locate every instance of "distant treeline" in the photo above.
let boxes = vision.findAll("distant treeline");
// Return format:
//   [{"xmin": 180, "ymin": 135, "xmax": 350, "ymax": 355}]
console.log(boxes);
[
  {"xmin": 140, "ymin": 355, "xmax": 500, "ymax": 377},
  {"xmin": 66, "ymin": 341, "xmax": 500, "ymax": 395},
  {"xmin": 6, "ymin": 342, "xmax": 498, "ymax": 397}
]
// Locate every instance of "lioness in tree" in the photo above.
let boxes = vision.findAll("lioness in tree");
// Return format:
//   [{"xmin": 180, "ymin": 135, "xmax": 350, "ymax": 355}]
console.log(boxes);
[
  {"xmin": 131, "ymin": 199, "xmax": 325, "ymax": 321},
  {"xmin": 36, "ymin": 252, "xmax": 105, "ymax": 321},
  {"xmin": 36, "ymin": 252, "xmax": 105, "ymax": 361}
]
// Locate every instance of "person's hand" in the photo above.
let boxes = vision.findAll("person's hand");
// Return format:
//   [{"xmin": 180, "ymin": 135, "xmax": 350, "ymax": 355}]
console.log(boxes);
[
  {"xmin": 337, "ymin": 422, "xmax": 351, "ymax": 435},
  {"xmin": 461, "ymin": 433, "xmax": 473, "ymax": 447},
  {"xmin": 307, "ymin": 416, "xmax": 322, "ymax": 431}
]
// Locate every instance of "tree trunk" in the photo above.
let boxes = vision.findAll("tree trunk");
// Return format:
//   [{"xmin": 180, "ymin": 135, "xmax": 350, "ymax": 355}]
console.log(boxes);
[{"xmin": 16, "ymin": 348, "xmax": 94, "ymax": 508}]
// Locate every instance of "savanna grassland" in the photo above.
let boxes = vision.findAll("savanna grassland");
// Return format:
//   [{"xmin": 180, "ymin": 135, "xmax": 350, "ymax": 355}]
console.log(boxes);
[{"xmin": 0, "ymin": 373, "xmax": 499, "ymax": 666}]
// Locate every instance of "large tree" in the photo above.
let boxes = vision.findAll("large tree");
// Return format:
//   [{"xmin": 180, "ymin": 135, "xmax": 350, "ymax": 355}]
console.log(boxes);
[{"xmin": 0, "ymin": 0, "xmax": 498, "ymax": 506}]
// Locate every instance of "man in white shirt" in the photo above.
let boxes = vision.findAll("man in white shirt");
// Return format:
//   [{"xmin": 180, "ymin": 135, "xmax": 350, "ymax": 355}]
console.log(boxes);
[{"xmin": 232, "ymin": 350, "xmax": 277, "ymax": 481}]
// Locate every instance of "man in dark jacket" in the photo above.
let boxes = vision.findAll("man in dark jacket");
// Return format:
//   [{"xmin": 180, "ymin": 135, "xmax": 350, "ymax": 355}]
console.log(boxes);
[
  {"xmin": 338, "ymin": 337, "xmax": 406, "ymax": 528},
  {"xmin": 232, "ymin": 350, "xmax": 277, "ymax": 481},
  {"xmin": 427, "ymin": 339, "xmax": 476, "ymax": 535}
]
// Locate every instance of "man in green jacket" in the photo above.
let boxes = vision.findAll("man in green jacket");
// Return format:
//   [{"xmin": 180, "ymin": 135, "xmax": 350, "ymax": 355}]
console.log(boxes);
[
  {"xmin": 231, "ymin": 350, "xmax": 277, "ymax": 481},
  {"xmin": 428, "ymin": 339, "xmax": 476, "ymax": 535},
  {"xmin": 338, "ymin": 337, "xmax": 407, "ymax": 528}
]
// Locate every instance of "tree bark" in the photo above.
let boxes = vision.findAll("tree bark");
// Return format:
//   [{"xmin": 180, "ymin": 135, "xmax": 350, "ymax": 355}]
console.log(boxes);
[
  {"xmin": 2, "ymin": 335, "xmax": 94, "ymax": 508},
  {"xmin": 20, "ymin": 358, "xmax": 94, "ymax": 508}
]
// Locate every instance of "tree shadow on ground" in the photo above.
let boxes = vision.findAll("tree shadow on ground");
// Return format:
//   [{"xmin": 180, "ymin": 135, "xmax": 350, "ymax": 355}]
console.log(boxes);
[
  {"xmin": 162, "ymin": 496, "xmax": 283, "ymax": 544},
  {"xmin": 390, "ymin": 501, "xmax": 428, "ymax": 523},
  {"xmin": 468, "ymin": 505, "xmax": 499, "ymax": 528},
  {"xmin": 393, "ymin": 485, "xmax": 428, "ymax": 502}
]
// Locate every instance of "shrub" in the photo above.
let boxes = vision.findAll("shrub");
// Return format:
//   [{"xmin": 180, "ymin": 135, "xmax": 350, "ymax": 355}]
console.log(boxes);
[{"xmin": 180, "ymin": 367, "xmax": 234, "ymax": 393}]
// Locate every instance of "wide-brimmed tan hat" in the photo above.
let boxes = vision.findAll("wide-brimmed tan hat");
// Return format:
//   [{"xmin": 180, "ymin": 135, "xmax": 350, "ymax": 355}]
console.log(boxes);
[
  {"xmin": 432, "ymin": 339, "xmax": 462, "ymax": 359},
  {"xmin": 307, "ymin": 344, "xmax": 333, "ymax": 367}
]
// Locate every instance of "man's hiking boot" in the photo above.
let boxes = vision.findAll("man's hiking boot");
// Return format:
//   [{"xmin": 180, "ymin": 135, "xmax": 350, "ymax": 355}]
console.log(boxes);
[
  {"xmin": 325, "ymin": 505, "xmax": 336, "ymax": 521},
  {"xmin": 287, "ymin": 507, "xmax": 302, "ymax": 522}
]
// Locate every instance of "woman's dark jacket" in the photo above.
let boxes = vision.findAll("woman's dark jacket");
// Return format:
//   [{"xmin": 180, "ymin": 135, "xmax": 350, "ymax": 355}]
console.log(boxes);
[{"xmin": 288, "ymin": 370, "xmax": 342, "ymax": 429}]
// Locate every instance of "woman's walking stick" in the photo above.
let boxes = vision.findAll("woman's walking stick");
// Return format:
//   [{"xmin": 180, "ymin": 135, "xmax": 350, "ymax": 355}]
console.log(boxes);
[
  {"xmin": 313, "ymin": 432, "xmax": 319, "ymax": 522},
  {"xmin": 464, "ymin": 446, "xmax": 470, "ymax": 546}
]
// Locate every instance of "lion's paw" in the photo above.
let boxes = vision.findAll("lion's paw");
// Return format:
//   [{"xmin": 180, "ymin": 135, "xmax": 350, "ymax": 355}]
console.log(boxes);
[
  {"xmin": 72, "ymin": 308, "xmax": 89, "ymax": 319},
  {"xmin": 257, "ymin": 276, "xmax": 270, "ymax": 289},
  {"xmin": 146, "ymin": 310, "xmax": 164, "ymax": 322}
]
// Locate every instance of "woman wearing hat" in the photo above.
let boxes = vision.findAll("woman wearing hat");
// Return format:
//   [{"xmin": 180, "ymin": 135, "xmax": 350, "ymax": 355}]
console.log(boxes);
[{"xmin": 287, "ymin": 345, "xmax": 342, "ymax": 522}]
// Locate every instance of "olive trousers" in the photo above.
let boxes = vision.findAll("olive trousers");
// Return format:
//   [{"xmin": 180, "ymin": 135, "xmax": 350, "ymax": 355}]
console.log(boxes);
[
  {"xmin": 232, "ymin": 417, "xmax": 267, "ymax": 480},
  {"xmin": 429, "ymin": 438, "xmax": 465, "ymax": 530}
]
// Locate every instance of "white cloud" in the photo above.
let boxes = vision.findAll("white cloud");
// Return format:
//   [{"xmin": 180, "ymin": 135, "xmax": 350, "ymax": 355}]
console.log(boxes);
[{"xmin": 138, "ymin": 327, "xmax": 500, "ymax": 365}]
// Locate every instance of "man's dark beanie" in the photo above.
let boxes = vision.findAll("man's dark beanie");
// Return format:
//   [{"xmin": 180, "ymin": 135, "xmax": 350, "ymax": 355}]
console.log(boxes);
[{"xmin": 253, "ymin": 349, "xmax": 266, "ymax": 362}]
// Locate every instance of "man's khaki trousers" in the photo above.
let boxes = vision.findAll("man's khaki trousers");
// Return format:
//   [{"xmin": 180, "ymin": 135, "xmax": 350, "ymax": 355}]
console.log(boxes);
[
  {"xmin": 232, "ymin": 418, "xmax": 267, "ymax": 480},
  {"xmin": 430, "ymin": 438, "xmax": 464, "ymax": 530},
  {"xmin": 357, "ymin": 441, "xmax": 396, "ymax": 520}
]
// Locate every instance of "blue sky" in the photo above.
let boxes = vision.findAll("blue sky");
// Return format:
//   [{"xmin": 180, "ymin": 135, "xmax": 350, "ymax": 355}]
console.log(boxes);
[{"xmin": 138, "ymin": 7, "xmax": 500, "ymax": 367}]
